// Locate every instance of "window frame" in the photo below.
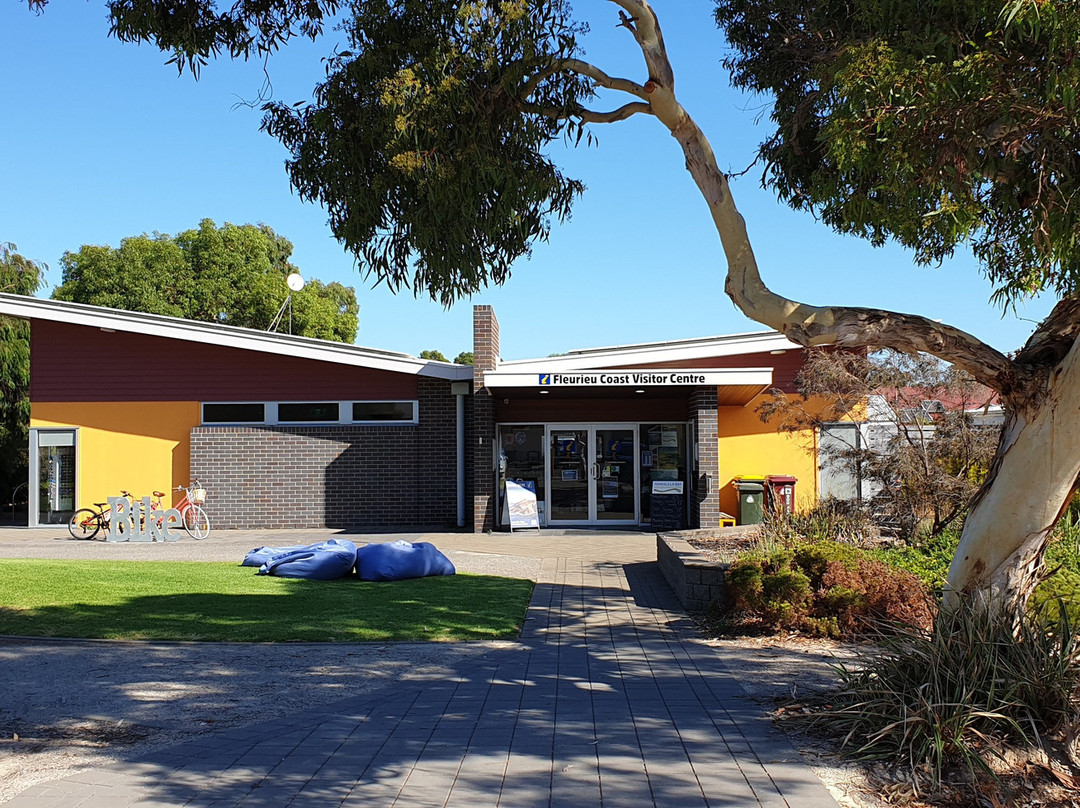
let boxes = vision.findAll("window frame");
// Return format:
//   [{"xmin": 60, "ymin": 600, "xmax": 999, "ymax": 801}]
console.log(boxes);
[
  {"xmin": 200, "ymin": 400, "xmax": 419, "ymax": 426},
  {"xmin": 350, "ymin": 400, "xmax": 418, "ymax": 425},
  {"xmin": 201, "ymin": 402, "xmax": 268, "ymax": 425}
]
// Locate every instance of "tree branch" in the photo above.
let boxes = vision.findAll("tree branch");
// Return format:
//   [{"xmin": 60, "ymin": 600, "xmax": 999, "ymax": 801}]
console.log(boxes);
[
  {"xmin": 560, "ymin": 59, "xmax": 650, "ymax": 100},
  {"xmin": 607, "ymin": 0, "xmax": 674, "ymax": 89},
  {"xmin": 527, "ymin": 101, "xmax": 652, "ymax": 124},
  {"xmin": 519, "ymin": 58, "xmax": 650, "ymax": 105},
  {"xmin": 602, "ymin": 0, "xmax": 1037, "ymax": 402}
]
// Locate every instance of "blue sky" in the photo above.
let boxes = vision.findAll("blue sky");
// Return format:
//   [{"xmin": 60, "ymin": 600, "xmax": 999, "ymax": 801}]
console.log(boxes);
[{"xmin": 1, "ymin": 1, "xmax": 1053, "ymax": 361}]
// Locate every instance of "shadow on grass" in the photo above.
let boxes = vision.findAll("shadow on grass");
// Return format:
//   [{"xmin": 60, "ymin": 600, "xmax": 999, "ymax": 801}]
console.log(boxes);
[{"xmin": 0, "ymin": 573, "xmax": 534, "ymax": 642}]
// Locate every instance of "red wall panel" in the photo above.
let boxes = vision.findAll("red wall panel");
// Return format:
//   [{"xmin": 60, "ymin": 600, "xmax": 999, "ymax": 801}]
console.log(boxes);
[
  {"xmin": 496, "ymin": 396, "xmax": 688, "ymax": 423},
  {"xmin": 31, "ymin": 321, "xmax": 418, "ymax": 402}
]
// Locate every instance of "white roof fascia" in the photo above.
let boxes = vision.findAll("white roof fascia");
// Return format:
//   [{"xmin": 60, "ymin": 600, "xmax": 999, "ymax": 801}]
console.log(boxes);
[
  {"xmin": 499, "ymin": 332, "xmax": 800, "ymax": 371},
  {"xmin": 0, "ymin": 293, "xmax": 472, "ymax": 381}
]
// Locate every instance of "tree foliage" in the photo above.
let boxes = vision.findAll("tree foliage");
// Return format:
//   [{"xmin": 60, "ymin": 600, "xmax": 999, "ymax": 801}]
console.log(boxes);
[
  {"xmin": 261, "ymin": 0, "xmax": 593, "ymax": 306},
  {"xmin": 53, "ymin": 219, "xmax": 359, "ymax": 343},
  {"xmin": 28, "ymin": 0, "xmax": 342, "ymax": 76},
  {"xmin": 0, "ymin": 244, "xmax": 44, "ymax": 502},
  {"xmin": 715, "ymin": 0, "xmax": 1080, "ymax": 304},
  {"xmin": 419, "ymin": 349, "xmax": 449, "ymax": 362}
]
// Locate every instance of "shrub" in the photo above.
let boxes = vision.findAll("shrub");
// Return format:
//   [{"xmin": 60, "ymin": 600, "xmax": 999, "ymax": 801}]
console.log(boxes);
[
  {"xmin": 806, "ymin": 601, "xmax": 1080, "ymax": 787},
  {"xmin": 724, "ymin": 540, "xmax": 933, "ymax": 636},
  {"xmin": 1047, "ymin": 510, "xmax": 1080, "ymax": 576},
  {"xmin": 1032, "ymin": 568, "xmax": 1080, "ymax": 627},
  {"xmin": 869, "ymin": 526, "xmax": 960, "ymax": 589},
  {"xmin": 757, "ymin": 498, "xmax": 878, "ymax": 548},
  {"xmin": 727, "ymin": 550, "xmax": 812, "ymax": 628}
]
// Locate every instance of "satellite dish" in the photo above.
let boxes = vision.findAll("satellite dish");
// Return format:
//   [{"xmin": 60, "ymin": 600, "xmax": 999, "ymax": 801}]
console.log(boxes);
[{"xmin": 286, "ymin": 273, "xmax": 305, "ymax": 292}]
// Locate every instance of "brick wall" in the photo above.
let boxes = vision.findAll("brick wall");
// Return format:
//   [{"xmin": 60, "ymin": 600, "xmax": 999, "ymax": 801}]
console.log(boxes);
[
  {"xmin": 471, "ymin": 391, "xmax": 496, "ymax": 532},
  {"xmin": 191, "ymin": 378, "xmax": 460, "ymax": 529},
  {"xmin": 690, "ymin": 386, "xmax": 721, "ymax": 529}
]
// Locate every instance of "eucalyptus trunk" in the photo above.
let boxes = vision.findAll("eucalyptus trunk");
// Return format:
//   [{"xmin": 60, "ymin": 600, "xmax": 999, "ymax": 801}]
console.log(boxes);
[{"xmin": 944, "ymin": 334, "xmax": 1080, "ymax": 606}]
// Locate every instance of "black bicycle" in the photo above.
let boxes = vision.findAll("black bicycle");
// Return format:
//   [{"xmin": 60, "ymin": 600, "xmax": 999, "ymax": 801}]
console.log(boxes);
[{"xmin": 67, "ymin": 490, "xmax": 131, "ymax": 540}]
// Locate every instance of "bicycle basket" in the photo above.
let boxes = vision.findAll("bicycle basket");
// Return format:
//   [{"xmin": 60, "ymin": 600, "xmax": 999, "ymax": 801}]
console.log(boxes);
[{"xmin": 191, "ymin": 487, "xmax": 207, "ymax": 504}]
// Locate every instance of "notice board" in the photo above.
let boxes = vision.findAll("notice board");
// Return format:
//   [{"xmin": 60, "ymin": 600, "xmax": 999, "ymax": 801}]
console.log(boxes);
[
  {"xmin": 505, "ymin": 479, "xmax": 540, "ymax": 531},
  {"xmin": 651, "ymin": 480, "xmax": 685, "ymax": 531}
]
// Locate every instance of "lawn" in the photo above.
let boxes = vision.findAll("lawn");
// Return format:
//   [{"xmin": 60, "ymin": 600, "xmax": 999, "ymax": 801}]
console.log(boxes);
[{"xmin": 0, "ymin": 560, "xmax": 535, "ymax": 642}]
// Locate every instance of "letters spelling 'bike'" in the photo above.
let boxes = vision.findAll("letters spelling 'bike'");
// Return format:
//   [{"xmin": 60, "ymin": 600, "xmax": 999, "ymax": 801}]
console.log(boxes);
[{"xmin": 67, "ymin": 483, "xmax": 210, "ymax": 540}]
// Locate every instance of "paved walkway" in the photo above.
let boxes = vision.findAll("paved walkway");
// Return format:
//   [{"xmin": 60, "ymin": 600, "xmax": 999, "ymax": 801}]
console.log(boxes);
[{"xmin": 4, "ymin": 530, "xmax": 838, "ymax": 807}]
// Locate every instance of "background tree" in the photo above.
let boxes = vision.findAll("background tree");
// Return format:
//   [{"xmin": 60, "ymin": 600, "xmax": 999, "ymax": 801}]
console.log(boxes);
[
  {"xmin": 419, "ymin": 349, "xmax": 449, "ymax": 362},
  {"xmin": 454, "ymin": 351, "xmax": 474, "ymax": 365},
  {"xmin": 26, "ymin": 0, "xmax": 1080, "ymax": 607},
  {"xmin": 0, "ymin": 244, "xmax": 44, "ymax": 508},
  {"xmin": 759, "ymin": 349, "xmax": 1000, "ymax": 537},
  {"xmin": 53, "ymin": 219, "xmax": 359, "ymax": 343}
]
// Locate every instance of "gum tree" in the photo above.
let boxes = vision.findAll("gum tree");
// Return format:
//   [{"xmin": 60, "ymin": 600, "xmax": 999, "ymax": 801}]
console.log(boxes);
[{"xmin": 24, "ymin": 0, "xmax": 1080, "ymax": 608}]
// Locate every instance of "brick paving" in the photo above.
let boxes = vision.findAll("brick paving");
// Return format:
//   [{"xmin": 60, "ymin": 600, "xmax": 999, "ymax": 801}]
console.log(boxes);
[{"xmin": 4, "ymin": 531, "xmax": 837, "ymax": 807}]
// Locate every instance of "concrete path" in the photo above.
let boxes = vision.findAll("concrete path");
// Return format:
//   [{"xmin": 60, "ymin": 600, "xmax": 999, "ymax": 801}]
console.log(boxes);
[{"xmin": 2, "ymin": 529, "xmax": 838, "ymax": 807}]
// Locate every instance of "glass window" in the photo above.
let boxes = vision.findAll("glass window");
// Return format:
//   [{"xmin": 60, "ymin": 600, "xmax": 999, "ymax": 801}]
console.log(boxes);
[
  {"xmin": 279, "ymin": 402, "xmax": 339, "ymax": 422},
  {"xmin": 352, "ymin": 401, "xmax": 416, "ymax": 422},
  {"xmin": 639, "ymin": 423, "xmax": 688, "ymax": 524},
  {"xmin": 499, "ymin": 425, "xmax": 546, "ymax": 525},
  {"xmin": 203, "ymin": 403, "xmax": 265, "ymax": 423}
]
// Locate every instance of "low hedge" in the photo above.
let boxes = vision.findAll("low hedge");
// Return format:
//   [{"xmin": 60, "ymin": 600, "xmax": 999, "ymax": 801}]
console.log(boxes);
[{"xmin": 725, "ymin": 541, "xmax": 934, "ymax": 637}]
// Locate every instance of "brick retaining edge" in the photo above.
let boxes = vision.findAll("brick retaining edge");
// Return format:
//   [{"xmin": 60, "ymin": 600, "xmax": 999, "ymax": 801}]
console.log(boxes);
[{"xmin": 656, "ymin": 531, "xmax": 730, "ymax": 612}]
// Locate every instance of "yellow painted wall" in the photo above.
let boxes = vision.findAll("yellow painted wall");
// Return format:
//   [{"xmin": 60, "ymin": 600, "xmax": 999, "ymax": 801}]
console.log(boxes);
[
  {"xmin": 32, "ymin": 401, "xmax": 201, "ymax": 511},
  {"xmin": 717, "ymin": 393, "xmax": 861, "ymax": 518}
]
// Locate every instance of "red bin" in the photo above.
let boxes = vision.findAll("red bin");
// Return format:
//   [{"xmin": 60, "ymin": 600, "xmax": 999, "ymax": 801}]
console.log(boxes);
[{"xmin": 765, "ymin": 475, "xmax": 798, "ymax": 515}]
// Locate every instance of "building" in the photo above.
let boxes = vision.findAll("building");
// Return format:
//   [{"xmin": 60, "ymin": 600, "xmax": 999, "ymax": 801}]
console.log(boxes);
[{"xmin": 0, "ymin": 293, "xmax": 835, "ymax": 531}]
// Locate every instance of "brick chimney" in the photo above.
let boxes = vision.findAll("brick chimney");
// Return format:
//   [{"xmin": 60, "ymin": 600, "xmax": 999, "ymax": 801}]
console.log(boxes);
[
  {"xmin": 471, "ymin": 305, "xmax": 499, "ymax": 531},
  {"xmin": 472, "ymin": 305, "xmax": 499, "ymax": 391}
]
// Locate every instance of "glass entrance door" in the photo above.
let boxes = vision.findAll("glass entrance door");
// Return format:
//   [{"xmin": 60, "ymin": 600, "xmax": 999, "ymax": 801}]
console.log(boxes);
[
  {"xmin": 549, "ymin": 428, "xmax": 589, "ymax": 522},
  {"xmin": 30, "ymin": 429, "xmax": 77, "ymax": 526},
  {"xmin": 547, "ymin": 424, "xmax": 638, "ymax": 525}
]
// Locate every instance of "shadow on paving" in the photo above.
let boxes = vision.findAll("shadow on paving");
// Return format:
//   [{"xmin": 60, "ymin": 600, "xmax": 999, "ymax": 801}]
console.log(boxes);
[{"xmin": 8, "ymin": 562, "xmax": 837, "ymax": 808}]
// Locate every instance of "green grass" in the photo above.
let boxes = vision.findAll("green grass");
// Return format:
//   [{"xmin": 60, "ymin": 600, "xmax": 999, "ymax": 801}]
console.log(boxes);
[{"xmin": 0, "ymin": 560, "xmax": 534, "ymax": 642}]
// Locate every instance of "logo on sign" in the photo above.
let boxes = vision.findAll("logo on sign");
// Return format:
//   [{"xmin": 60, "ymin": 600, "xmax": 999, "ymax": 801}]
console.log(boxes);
[
  {"xmin": 539, "ymin": 374, "xmax": 551, "ymax": 385},
  {"xmin": 651, "ymin": 481, "xmax": 685, "ymax": 495}
]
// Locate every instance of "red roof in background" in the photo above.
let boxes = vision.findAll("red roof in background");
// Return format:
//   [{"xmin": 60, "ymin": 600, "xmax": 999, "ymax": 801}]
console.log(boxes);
[{"xmin": 876, "ymin": 384, "xmax": 1000, "ymax": 414}]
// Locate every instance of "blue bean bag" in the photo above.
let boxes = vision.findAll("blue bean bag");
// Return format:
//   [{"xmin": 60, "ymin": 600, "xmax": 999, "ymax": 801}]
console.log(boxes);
[
  {"xmin": 241, "ymin": 545, "xmax": 309, "ymax": 568},
  {"xmin": 245, "ymin": 539, "xmax": 358, "ymax": 580},
  {"xmin": 354, "ymin": 540, "xmax": 456, "ymax": 582}
]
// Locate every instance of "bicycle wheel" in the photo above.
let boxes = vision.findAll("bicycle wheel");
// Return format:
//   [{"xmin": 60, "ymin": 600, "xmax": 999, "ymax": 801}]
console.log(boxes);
[
  {"xmin": 68, "ymin": 508, "xmax": 101, "ymax": 540},
  {"xmin": 183, "ymin": 505, "xmax": 210, "ymax": 539}
]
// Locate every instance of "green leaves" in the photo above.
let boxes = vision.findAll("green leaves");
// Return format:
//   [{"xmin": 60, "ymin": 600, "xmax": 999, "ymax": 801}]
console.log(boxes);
[
  {"xmin": 105, "ymin": 0, "xmax": 342, "ymax": 76},
  {"xmin": 716, "ymin": 0, "xmax": 1080, "ymax": 303},
  {"xmin": 0, "ymin": 244, "xmax": 44, "ymax": 498},
  {"xmin": 262, "ymin": 0, "xmax": 591, "ymax": 306},
  {"xmin": 52, "ymin": 220, "xmax": 359, "ymax": 342}
]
